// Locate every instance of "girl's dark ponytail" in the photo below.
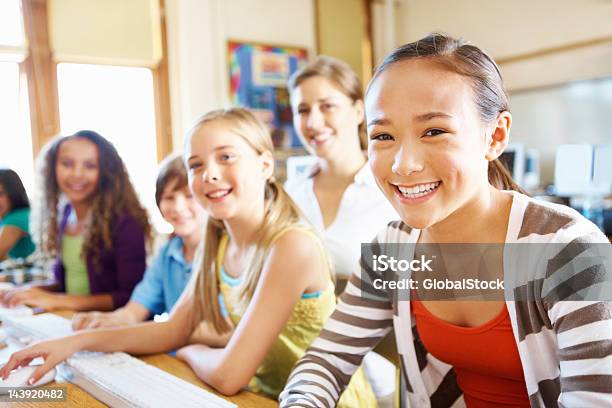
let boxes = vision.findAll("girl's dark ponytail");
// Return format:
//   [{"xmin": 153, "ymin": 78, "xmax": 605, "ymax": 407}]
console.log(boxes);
[{"xmin": 488, "ymin": 159, "xmax": 527, "ymax": 193}]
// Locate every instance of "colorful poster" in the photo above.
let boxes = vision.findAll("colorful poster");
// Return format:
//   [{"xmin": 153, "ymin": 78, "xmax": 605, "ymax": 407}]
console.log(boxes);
[
  {"xmin": 252, "ymin": 52, "xmax": 290, "ymax": 87},
  {"xmin": 228, "ymin": 41, "xmax": 308, "ymax": 148}
]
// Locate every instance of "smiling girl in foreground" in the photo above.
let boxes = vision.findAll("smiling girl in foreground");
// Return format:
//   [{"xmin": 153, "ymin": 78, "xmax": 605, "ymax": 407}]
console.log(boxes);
[
  {"xmin": 280, "ymin": 34, "xmax": 611, "ymax": 407},
  {"xmin": 0, "ymin": 109, "xmax": 374, "ymax": 406}
]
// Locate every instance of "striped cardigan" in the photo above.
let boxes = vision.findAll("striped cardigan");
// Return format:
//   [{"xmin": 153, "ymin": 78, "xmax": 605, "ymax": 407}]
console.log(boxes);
[{"xmin": 279, "ymin": 192, "xmax": 612, "ymax": 407}]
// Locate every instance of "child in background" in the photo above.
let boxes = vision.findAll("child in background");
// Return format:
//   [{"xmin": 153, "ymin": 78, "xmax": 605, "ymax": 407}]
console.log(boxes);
[
  {"xmin": 1, "ymin": 130, "xmax": 150, "ymax": 311},
  {"xmin": 0, "ymin": 168, "xmax": 35, "ymax": 261},
  {"xmin": 286, "ymin": 56, "xmax": 397, "ymax": 289},
  {"xmin": 72, "ymin": 153, "xmax": 206, "ymax": 329},
  {"xmin": 0, "ymin": 109, "xmax": 375, "ymax": 407}
]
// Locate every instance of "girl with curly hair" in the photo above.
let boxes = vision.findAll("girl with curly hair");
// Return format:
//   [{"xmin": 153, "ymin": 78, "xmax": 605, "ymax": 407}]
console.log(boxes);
[{"xmin": 1, "ymin": 130, "xmax": 150, "ymax": 311}]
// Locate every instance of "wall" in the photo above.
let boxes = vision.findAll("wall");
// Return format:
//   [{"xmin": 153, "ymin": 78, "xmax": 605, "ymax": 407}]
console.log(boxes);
[
  {"xmin": 393, "ymin": 0, "xmax": 612, "ymax": 59},
  {"xmin": 390, "ymin": 0, "xmax": 612, "ymax": 90},
  {"xmin": 316, "ymin": 0, "xmax": 370, "ymax": 85},
  {"xmin": 165, "ymin": 0, "xmax": 316, "ymax": 149},
  {"xmin": 371, "ymin": 0, "xmax": 395, "ymax": 66},
  {"xmin": 500, "ymin": 42, "xmax": 612, "ymax": 91}
]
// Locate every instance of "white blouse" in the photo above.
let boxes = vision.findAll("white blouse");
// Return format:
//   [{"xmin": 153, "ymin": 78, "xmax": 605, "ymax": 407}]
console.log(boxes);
[{"xmin": 284, "ymin": 163, "xmax": 398, "ymax": 279}]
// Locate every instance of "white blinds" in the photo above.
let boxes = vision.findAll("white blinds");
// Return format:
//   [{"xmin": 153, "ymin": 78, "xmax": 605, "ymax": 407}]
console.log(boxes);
[{"xmin": 48, "ymin": 0, "xmax": 162, "ymax": 67}]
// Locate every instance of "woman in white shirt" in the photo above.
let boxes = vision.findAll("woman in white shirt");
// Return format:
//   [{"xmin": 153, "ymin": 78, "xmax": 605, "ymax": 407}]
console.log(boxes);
[
  {"xmin": 285, "ymin": 56, "xmax": 397, "ymax": 286},
  {"xmin": 284, "ymin": 55, "xmax": 397, "ymax": 407}
]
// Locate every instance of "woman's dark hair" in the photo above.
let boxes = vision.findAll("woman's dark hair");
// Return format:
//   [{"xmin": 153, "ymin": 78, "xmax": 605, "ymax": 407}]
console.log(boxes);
[
  {"xmin": 155, "ymin": 153, "xmax": 188, "ymax": 209},
  {"xmin": 369, "ymin": 33, "xmax": 525, "ymax": 193},
  {"xmin": 0, "ymin": 168, "xmax": 30, "ymax": 212},
  {"xmin": 37, "ymin": 130, "xmax": 151, "ymax": 264}
]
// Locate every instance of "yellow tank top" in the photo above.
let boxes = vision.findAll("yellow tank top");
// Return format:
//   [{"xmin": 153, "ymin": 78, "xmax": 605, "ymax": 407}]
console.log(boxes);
[{"xmin": 217, "ymin": 227, "xmax": 377, "ymax": 407}]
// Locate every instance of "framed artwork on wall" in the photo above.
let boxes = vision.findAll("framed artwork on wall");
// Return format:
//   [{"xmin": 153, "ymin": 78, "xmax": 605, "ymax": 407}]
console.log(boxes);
[{"xmin": 228, "ymin": 40, "xmax": 308, "ymax": 148}]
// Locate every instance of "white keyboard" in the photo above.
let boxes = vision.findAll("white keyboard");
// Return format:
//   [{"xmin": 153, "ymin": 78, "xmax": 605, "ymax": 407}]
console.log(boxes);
[
  {"xmin": 0, "ymin": 305, "xmax": 33, "ymax": 322},
  {"xmin": 0, "ymin": 284, "xmax": 33, "ymax": 321},
  {"xmin": 59, "ymin": 352, "xmax": 237, "ymax": 408},
  {"xmin": 2, "ymin": 313, "xmax": 72, "ymax": 343},
  {"xmin": 3, "ymin": 314, "xmax": 236, "ymax": 407}
]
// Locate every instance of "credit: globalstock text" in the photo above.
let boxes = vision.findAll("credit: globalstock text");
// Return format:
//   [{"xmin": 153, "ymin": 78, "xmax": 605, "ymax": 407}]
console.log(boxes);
[
  {"xmin": 370, "ymin": 255, "xmax": 504, "ymax": 291},
  {"xmin": 372, "ymin": 278, "xmax": 505, "ymax": 290}
]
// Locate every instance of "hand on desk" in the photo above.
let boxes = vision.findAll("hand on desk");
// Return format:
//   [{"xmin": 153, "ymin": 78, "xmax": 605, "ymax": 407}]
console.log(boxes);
[
  {"xmin": 0, "ymin": 336, "xmax": 80, "ymax": 385},
  {"xmin": 72, "ymin": 311, "xmax": 126, "ymax": 330},
  {"xmin": 1, "ymin": 287, "xmax": 61, "ymax": 310},
  {"xmin": 72, "ymin": 302, "xmax": 150, "ymax": 330},
  {"xmin": 176, "ymin": 343, "xmax": 211, "ymax": 363}
]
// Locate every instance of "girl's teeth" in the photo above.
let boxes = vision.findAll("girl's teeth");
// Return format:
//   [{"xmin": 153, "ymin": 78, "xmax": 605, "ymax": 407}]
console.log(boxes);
[
  {"xmin": 312, "ymin": 134, "xmax": 329, "ymax": 144},
  {"xmin": 208, "ymin": 190, "xmax": 229, "ymax": 198},
  {"xmin": 397, "ymin": 182, "xmax": 440, "ymax": 198}
]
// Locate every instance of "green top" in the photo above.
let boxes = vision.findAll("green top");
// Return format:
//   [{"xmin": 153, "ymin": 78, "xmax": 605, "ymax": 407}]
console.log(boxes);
[
  {"xmin": 0, "ymin": 207, "xmax": 35, "ymax": 259},
  {"xmin": 61, "ymin": 235, "xmax": 91, "ymax": 295},
  {"xmin": 217, "ymin": 229, "xmax": 376, "ymax": 407}
]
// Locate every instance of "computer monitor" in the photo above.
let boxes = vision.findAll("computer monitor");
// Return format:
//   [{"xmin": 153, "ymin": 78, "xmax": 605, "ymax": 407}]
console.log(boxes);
[
  {"xmin": 499, "ymin": 144, "xmax": 525, "ymax": 187},
  {"xmin": 554, "ymin": 144, "xmax": 593, "ymax": 196},
  {"xmin": 555, "ymin": 144, "xmax": 612, "ymax": 196},
  {"xmin": 593, "ymin": 144, "xmax": 612, "ymax": 195}
]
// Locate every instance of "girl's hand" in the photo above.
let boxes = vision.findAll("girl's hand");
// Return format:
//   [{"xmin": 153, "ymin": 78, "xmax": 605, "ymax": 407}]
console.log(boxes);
[
  {"xmin": 176, "ymin": 343, "xmax": 210, "ymax": 363},
  {"xmin": 0, "ymin": 336, "xmax": 82, "ymax": 384},
  {"xmin": 72, "ymin": 311, "xmax": 126, "ymax": 330},
  {"xmin": 0, "ymin": 286, "xmax": 24, "ymax": 306},
  {"xmin": 0, "ymin": 288, "xmax": 12, "ymax": 304},
  {"xmin": 2, "ymin": 287, "xmax": 61, "ymax": 310}
]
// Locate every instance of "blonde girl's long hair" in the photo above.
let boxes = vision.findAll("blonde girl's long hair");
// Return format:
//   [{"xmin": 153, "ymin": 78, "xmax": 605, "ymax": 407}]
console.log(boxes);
[{"xmin": 187, "ymin": 108, "xmax": 328, "ymax": 334}]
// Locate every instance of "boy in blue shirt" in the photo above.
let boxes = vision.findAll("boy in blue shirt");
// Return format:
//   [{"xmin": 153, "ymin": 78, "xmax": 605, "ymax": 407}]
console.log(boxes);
[{"xmin": 72, "ymin": 154, "xmax": 207, "ymax": 329}]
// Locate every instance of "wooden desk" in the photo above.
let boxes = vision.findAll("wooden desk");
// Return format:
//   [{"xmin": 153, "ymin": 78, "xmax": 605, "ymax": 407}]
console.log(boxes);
[{"xmin": 1, "ymin": 311, "xmax": 277, "ymax": 408}]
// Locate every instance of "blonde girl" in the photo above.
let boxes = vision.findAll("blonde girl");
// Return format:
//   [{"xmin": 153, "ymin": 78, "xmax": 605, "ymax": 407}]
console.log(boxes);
[{"xmin": 1, "ymin": 108, "xmax": 375, "ymax": 406}]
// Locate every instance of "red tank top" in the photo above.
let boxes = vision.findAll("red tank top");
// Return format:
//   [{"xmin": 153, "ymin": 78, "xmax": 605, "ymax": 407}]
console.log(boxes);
[{"xmin": 411, "ymin": 299, "xmax": 530, "ymax": 407}]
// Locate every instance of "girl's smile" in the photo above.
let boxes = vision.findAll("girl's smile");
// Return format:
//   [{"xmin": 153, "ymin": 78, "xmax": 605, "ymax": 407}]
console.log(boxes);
[
  {"xmin": 204, "ymin": 188, "xmax": 233, "ymax": 202},
  {"xmin": 392, "ymin": 180, "xmax": 442, "ymax": 204}
]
